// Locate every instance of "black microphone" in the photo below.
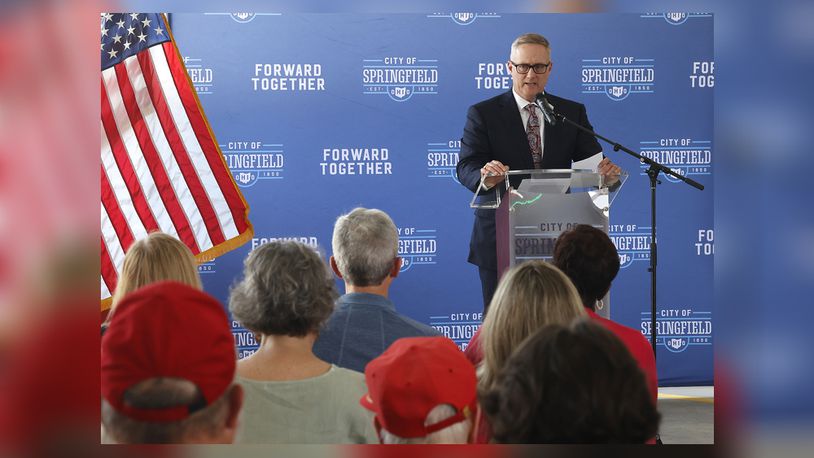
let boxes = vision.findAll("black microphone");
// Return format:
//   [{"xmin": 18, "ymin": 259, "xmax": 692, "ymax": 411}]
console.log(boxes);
[{"xmin": 535, "ymin": 92, "xmax": 557, "ymax": 126}]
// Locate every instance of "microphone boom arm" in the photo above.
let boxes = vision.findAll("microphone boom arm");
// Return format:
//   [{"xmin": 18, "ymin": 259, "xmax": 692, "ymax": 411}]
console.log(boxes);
[
  {"xmin": 546, "ymin": 105, "xmax": 703, "ymax": 190},
  {"xmin": 541, "ymin": 98, "xmax": 704, "ymax": 363}
]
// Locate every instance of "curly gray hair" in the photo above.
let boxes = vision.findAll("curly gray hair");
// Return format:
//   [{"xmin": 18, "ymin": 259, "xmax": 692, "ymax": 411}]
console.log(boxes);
[{"xmin": 228, "ymin": 240, "xmax": 337, "ymax": 337}]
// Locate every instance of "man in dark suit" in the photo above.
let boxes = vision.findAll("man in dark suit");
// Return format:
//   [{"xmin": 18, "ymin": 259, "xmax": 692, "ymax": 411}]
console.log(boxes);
[{"xmin": 456, "ymin": 33, "xmax": 621, "ymax": 314}]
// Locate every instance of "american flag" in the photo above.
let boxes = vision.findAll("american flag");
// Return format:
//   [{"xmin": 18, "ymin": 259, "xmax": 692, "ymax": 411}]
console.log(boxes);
[{"xmin": 100, "ymin": 13, "xmax": 252, "ymax": 307}]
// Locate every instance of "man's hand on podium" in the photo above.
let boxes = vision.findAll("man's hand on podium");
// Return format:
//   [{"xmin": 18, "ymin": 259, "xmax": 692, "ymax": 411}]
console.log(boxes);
[
  {"xmin": 480, "ymin": 160, "xmax": 509, "ymax": 189},
  {"xmin": 598, "ymin": 157, "xmax": 622, "ymax": 186}
]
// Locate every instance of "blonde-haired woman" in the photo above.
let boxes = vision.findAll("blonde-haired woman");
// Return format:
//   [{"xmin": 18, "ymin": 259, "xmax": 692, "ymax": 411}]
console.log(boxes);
[
  {"xmin": 102, "ymin": 232, "xmax": 202, "ymax": 333},
  {"xmin": 466, "ymin": 260, "xmax": 585, "ymax": 443}
]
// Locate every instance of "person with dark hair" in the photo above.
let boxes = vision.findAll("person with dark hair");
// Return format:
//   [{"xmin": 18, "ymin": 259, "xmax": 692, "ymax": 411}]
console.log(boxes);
[
  {"xmin": 552, "ymin": 224, "xmax": 658, "ymax": 401},
  {"xmin": 481, "ymin": 319, "xmax": 661, "ymax": 443},
  {"xmin": 101, "ymin": 282, "xmax": 243, "ymax": 444},
  {"xmin": 228, "ymin": 240, "xmax": 376, "ymax": 443}
]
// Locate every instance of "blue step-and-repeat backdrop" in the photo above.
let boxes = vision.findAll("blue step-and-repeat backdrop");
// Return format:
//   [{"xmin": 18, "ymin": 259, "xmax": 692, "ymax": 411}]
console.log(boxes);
[{"xmin": 170, "ymin": 12, "xmax": 713, "ymax": 386}]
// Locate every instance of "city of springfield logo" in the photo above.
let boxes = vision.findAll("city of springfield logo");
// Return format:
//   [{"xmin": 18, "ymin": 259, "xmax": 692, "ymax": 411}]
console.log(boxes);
[
  {"xmin": 184, "ymin": 56, "xmax": 215, "ymax": 96},
  {"xmin": 641, "ymin": 309, "xmax": 712, "ymax": 353},
  {"xmin": 426, "ymin": 140, "xmax": 460, "ymax": 184},
  {"xmin": 362, "ymin": 57, "xmax": 439, "ymax": 102},
  {"xmin": 221, "ymin": 141, "xmax": 284, "ymax": 188},
  {"xmin": 609, "ymin": 224, "xmax": 651, "ymax": 269},
  {"xmin": 582, "ymin": 56, "xmax": 655, "ymax": 101},
  {"xmin": 429, "ymin": 311, "xmax": 483, "ymax": 351},
  {"xmin": 641, "ymin": 12, "xmax": 713, "ymax": 26},
  {"xmin": 398, "ymin": 227, "xmax": 437, "ymax": 272},
  {"xmin": 426, "ymin": 12, "xmax": 500, "ymax": 25},
  {"xmin": 639, "ymin": 138, "xmax": 711, "ymax": 183}
]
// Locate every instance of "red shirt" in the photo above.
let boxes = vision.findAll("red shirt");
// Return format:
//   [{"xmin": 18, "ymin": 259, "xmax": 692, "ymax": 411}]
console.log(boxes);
[
  {"xmin": 585, "ymin": 308, "xmax": 658, "ymax": 403},
  {"xmin": 464, "ymin": 327, "xmax": 484, "ymax": 367}
]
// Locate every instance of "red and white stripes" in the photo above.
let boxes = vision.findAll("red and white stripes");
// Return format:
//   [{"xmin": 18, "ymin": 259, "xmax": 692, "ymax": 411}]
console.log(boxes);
[{"xmin": 100, "ymin": 39, "xmax": 251, "ymax": 304}]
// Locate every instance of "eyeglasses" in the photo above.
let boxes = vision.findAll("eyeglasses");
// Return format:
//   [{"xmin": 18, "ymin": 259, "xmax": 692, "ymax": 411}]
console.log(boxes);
[{"xmin": 510, "ymin": 61, "xmax": 551, "ymax": 74}]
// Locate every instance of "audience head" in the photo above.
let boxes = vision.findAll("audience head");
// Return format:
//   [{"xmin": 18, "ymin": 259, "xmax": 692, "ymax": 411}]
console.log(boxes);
[
  {"xmin": 331, "ymin": 207, "xmax": 400, "ymax": 287},
  {"xmin": 110, "ymin": 232, "xmax": 202, "ymax": 313},
  {"xmin": 360, "ymin": 337, "xmax": 476, "ymax": 444},
  {"xmin": 479, "ymin": 260, "xmax": 584, "ymax": 391},
  {"xmin": 481, "ymin": 318, "xmax": 660, "ymax": 443},
  {"xmin": 229, "ymin": 240, "xmax": 337, "ymax": 338},
  {"xmin": 552, "ymin": 224, "xmax": 620, "ymax": 310},
  {"xmin": 101, "ymin": 282, "xmax": 242, "ymax": 443}
]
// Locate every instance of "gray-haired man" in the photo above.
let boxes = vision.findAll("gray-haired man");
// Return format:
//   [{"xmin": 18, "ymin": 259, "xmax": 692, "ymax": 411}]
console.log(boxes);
[{"xmin": 313, "ymin": 208, "xmax": 440, "ymax": 372}]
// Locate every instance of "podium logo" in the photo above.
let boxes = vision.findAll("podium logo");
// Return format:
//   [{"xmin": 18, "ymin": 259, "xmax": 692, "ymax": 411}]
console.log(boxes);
[
  {"xmin": 183, "ymin": 56, "xmax": 215, "ymax": 96},
  {"xmin": 609, "ymin": 224, "xmax": 651, "ymax": 269},
  {"xmin": 641, "ymin": 12, "xmax": 713, "ymax": 26},
  {"xmin": 429, "ymin": 311, "xmax": 484, "ymax": 351},
  {"xmin": 582, "ymin": 56, "xmax": 655, "ymax": 101},
  {"xmin": 427, "ymin": 140, "xmax": 460, "ymax": 184},
  {"xmin": 397, "ymin": 227, "xmax": 437, "ymax": 273},
  {"xmin": 638, "ymin": 138, "xmax": 712, "ymax": 184},
  {"xmin": 362, "ymin": 57, "xmax": 439, "ymax": 102},
  {"xmin": 640, "ymin": 308, "xmax": 712, "ymax": 353},
  {"xmin": 221, "ymin": 141, "xmax": 285, "ymax": 188},
  {"xmin": 427, "ymin": 12, "xmax": 500, "ymax": 26}
]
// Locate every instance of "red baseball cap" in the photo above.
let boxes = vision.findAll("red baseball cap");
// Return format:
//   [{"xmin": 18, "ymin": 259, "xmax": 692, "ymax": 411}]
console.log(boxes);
[
  {"xmin": 101, "ymin": 281, "xmax": 236, "ymax": 422},
  {"xmin": 360, "ymin": 336, "xmax": 477, "ymax": 438}
]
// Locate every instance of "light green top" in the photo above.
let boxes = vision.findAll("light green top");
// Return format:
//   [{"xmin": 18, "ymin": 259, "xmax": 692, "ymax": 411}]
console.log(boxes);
[{"xmin": 235, "ymin": 365, "xmax": 377, "ymax": 444}]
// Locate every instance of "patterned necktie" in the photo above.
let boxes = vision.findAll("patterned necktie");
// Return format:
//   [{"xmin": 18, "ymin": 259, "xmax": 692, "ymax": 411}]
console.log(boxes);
[{"xmin": 525, "ymin": 104, "xmax": 543, "ymax": 169}]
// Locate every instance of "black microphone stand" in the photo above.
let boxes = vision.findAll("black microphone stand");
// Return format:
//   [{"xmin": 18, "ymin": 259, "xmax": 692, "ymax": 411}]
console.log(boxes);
[{"xmin": 545, "ymin": 104, "xmax": 704, "ymax": 361}]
